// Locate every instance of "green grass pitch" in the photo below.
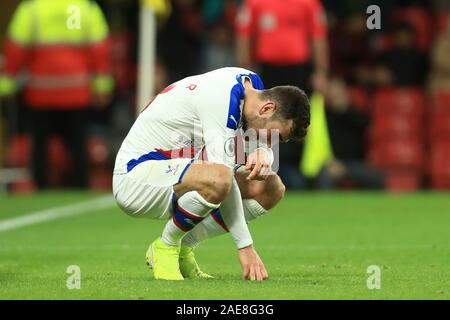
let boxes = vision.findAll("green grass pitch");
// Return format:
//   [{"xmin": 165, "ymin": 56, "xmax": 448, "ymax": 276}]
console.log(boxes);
[{"xmin": 0, "ymin": 191, "xmax": 449, "ymax": 299}]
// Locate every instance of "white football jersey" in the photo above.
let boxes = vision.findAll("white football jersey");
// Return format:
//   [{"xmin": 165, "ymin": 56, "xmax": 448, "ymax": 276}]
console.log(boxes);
[{"xmin": 114, "ymin": 67, "xmax": 265, "ymax": 175}]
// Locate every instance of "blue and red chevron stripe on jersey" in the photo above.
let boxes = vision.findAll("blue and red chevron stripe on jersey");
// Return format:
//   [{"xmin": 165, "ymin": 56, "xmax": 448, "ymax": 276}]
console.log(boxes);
[
  {"xmin": 154, "ymin": 147, "xmax": 200, "ymax": 159},
  {"xmin": 126, "ymin": 147, "xmax": 203, "ymax": 172},
  {"xmin": 227, "ymin": 73, "xmax": 265, "ymax": 130}
]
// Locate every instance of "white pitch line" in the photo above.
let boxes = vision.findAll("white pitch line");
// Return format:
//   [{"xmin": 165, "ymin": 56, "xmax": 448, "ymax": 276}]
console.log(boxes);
[{"xmin": 0, "ymin": 195, "xmax": 116, "ymax": 232}]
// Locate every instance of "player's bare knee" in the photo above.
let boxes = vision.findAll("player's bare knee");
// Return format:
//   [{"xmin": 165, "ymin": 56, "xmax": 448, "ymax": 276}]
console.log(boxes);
[
  {"xmin": 199, "ymin": 165, "xmax": 232, "ymax": 204},
  {"xmin": 273, "ymin": 179, "xmax": 286, "ymax": 204},
  {"xmin": 262, "ymin": 176, "xmax": 285, "ymax": 210}
]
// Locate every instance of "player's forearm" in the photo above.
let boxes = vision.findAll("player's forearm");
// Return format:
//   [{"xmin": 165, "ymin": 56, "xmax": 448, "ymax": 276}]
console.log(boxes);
[{"xmin": 220, "ymin": 177, "xmax": 253, "ymax": 249}]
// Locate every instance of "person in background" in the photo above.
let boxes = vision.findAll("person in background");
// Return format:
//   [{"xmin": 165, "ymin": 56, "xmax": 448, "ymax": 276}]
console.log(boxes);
[
  {"xmin": 202, "ymin": 21, "xmax": 237, "ymax": 72},
  {"xmin": 157, "ymin": 0, "xmax": 203, "ymax": 83},
  {"xmin": 235, "ymin": 0, "xmax": 329, "ymax": 189},
  {"xmin": 429, "ymin": 18, "xmax": 450, "ymax": 93},
  {"xmin": 200, "ymin": 0, "xmax": 238, "ymax": 72},
  {"xmin": 0, "ymin": 0, "xmax": 113, "ymax": 189},
  {"xmin": 374, "ymin": 23, "xmax": 427, "ymax": 87},
  {"xmin": 318, "ymin": 77, "xmax": 384, "ymax": 189}
]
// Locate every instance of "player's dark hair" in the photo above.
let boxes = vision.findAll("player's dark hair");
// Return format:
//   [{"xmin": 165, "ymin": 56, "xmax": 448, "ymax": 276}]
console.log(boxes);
[{"xmin": 260, "ymin": 86, "xmax": 310, "ymax": 141}]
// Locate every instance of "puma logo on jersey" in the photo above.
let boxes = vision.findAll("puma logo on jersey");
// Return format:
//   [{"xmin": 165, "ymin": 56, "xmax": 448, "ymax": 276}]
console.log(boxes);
[{"xmin": 229, "ymin": 115, "xmax": 238, "ymax": 127}]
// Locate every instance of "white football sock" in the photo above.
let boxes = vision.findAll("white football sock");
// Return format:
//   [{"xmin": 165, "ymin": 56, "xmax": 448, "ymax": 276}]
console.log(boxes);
[
  {"xmin": 242, "ymin": 199, "xmax": 268, "ymax": 221},
  {"xmin": 182, "ymin": 212, "xmax": 226, "ymax": 248},
  {"xmin": 182, "ymin": 199, "xmax": 268, "ymax": 248},
  {"xmin": 161, "ymin": 191, "xmax": 219, "ymax": 246}
]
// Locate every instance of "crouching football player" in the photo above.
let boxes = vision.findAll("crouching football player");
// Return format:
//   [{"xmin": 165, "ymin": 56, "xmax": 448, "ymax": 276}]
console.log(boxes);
[{"xmin": 112, "ymin": 67, "xmax": 310, "ymax": 281}]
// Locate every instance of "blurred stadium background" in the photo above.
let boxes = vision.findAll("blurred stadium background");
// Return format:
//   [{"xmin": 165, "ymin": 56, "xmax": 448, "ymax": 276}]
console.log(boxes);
[
  {"xmin": 1, "ymin": 0, "xmax": 450, "ymax": 299},
  {"xmin": 1, "ymin": 0, "xmax": 450, "ymax": 192}
]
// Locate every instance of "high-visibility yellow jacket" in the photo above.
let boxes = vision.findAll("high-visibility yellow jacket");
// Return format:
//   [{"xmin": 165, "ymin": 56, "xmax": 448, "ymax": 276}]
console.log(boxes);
[
  {"xmin": 301, "ymin": 93, "xmax": 334, "ymax": 178},
  {"xmin": 0, "ymin": 0, "xmax": 113, "ymax": 109}
]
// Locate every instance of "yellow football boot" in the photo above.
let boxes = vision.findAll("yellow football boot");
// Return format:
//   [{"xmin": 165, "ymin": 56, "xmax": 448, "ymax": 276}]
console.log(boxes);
[
  {"xmin": 145, "ymin": 238, "xmax": 184, "ymax": 281},
  {"xmin": 179, "ymin": 246, "xmax": 214, "ymax": 279}
]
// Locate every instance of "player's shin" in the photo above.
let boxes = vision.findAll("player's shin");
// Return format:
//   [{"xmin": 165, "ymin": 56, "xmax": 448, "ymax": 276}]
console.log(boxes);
[
  {"xmin": 182, "ymin": 209, "xmax": 229, "ymax": 248},
  {"xmin": 242, "ymin": 199, "xmax": 268, "ymax": 221},
  {"xmin": 161, "ymin": 191, "xmax": 219, "ymax": 246},
  {"xmin": 182, "ymin": 199, "xmax": 268, "ymax": 248}
]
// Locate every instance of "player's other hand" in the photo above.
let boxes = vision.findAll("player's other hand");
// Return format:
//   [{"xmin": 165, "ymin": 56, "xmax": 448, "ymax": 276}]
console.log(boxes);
[
  {"xmin": 245, "ymin": 148, "xmax": 271, "ymax": 181},
  {"xmin": 238, "ymin": 244, "xmax": 268, "ymax": 281}
]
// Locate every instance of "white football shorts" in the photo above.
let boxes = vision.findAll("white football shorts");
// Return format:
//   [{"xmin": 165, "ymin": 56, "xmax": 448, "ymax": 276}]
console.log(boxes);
[{"xmin": 113, "ymin": 158, "xmax": 194, "ymax": 219}]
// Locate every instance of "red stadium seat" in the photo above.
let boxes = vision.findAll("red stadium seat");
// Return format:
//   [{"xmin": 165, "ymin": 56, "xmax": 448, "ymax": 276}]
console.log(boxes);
[
  {"xmin": 430, "ymin": 141, "xmax": 450, "ymax": 189},
  {"xmin": 9, "ymin": 180, "xmax": 36, "ymax": 194},
  {"xmin": 369, "ymin": 114, "xmax": 421, "ymax": 142},
  {"xmin": 346, "ymin": 86, "xmax": 369, "ymax": 112},
  {"xmin": 89, "ymin": 167, "xmax": 112, "ymax": 191},
  {"xmin": 437, "ymin": 11, "xmax": 449, "ymax": 35},
  {"xmin": 391, "ymin": 7, "xmax": 433, "ymax": 51},
  {"xmin": 431, "ymin": 177, "xmax": 450, "ymax": 190},
  {"xmin": 384, "ymin": 170, "xmax": 421, "ymax": 191},
  {"xmin": 372, "ymin": 87, "xmax": 425, "ymax": 117},
  {"xmin": 48, "ymin": 136, "xmax": 71, "ymax": 187},
  {"xmin": 429, "ymin": 114, "xmax": 450, "ymax": 141},
  {"xmin": 375, "ymin": 34, "xmax": 395, "ymax": 52},
  {"xmin": 88, "ymin": 136, "xmax": 109, "ymax": 166},
  {"xmin": 48, "ymin": 136, "xmax": 69, "ymax": 168},
  {"xmin": 368, "ymin": 137, "xmax": 424, "ymax": 191},
  {"xmin": 87, "ymin": 136, "xmax": 112, "ymax": 190},
  {"xmin": 110, "ymin": 33, "xmax": 135, "ymax": 95},
  {"xmin": 5, "ymin": 134, "xmax": 30, "ymax": 167},
  {"xmin": 368, "ymin": 139, "xmax": 424, "ymax": 171},
  {"xmin": 4, "ymin": 134, "xmax": 113, "ymax": 190},
  {"xmin": 431, "ymin": 90, "xmax": 450, "ymax": 115}
]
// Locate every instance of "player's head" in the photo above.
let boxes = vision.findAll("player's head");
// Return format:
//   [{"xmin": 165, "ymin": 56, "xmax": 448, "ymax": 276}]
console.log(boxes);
[{"xmin": 243, "ymin": 85, "xmax": 310, "ymax": 144}]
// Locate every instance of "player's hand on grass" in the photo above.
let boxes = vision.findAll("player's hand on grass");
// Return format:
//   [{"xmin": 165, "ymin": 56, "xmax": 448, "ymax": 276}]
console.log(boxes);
[
  {"xmin": 245, "ymin": 148, "xmax": 272, "ymax": 181},
  {"xmin": 238, "ymin": 244, "xmax": 268, "ymax": 281}
]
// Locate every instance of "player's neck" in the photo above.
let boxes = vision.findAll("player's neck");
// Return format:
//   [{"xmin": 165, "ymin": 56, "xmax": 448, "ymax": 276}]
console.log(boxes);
[{"xmin": 243, "ymin": 80, "xmax": 260, "ymax": 112}]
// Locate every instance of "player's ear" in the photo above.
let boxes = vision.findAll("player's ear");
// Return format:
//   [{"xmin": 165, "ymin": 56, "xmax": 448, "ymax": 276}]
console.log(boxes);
[{"xmin": 259, "ymin": 101, "xmax": 276, "ymax": 118}]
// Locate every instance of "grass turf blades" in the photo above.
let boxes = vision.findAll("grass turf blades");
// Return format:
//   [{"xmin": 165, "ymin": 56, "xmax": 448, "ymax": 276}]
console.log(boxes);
[{"xmin": 0, "ymin": 192, "xmax": 449, "ymax": 299}]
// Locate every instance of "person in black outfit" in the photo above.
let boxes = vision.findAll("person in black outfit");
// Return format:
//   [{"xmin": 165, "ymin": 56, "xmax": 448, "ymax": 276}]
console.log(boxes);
[
  {"xmin": 31, "ymin": 109, "xmax": 89, "ymax": 189},
  {"xmin": 317, "ymin": 77, "xmax": 385, "ymax": 189}
]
